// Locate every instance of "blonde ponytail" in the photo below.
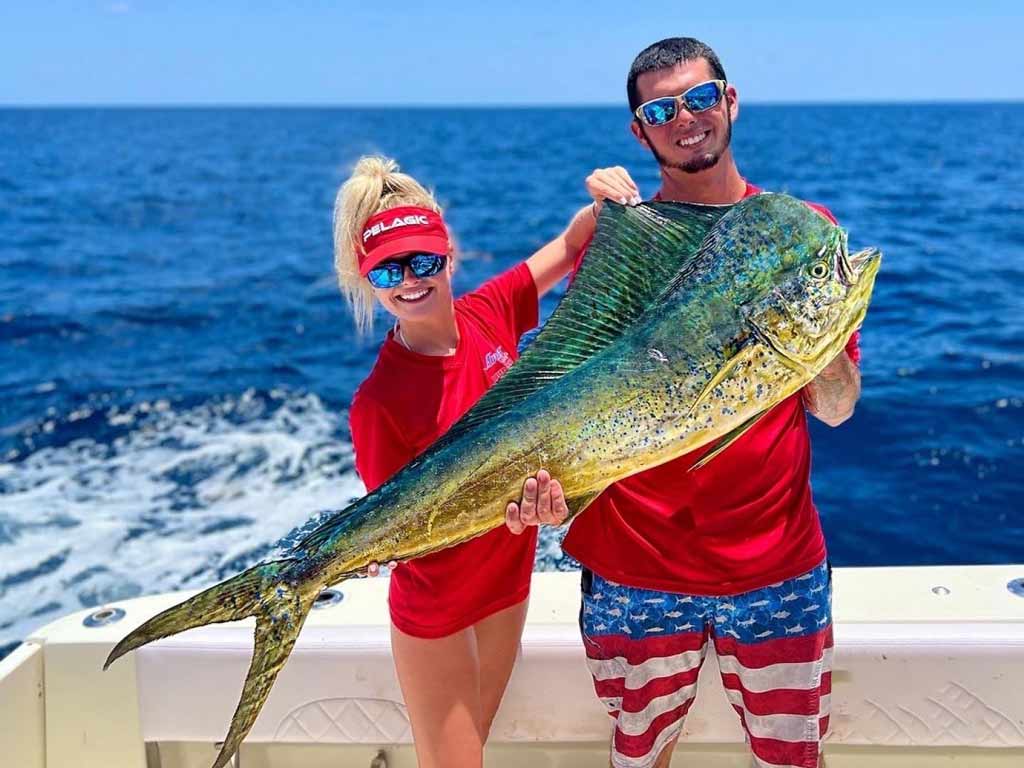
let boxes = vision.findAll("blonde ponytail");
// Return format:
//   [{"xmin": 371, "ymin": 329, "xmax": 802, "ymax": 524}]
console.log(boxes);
[{"xmin": 333, "ymin": 156, "xmax": 442, "ymax": 334}]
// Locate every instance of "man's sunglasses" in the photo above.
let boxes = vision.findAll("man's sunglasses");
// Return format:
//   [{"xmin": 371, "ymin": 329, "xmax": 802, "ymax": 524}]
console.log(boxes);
[
  {"xmin": 366, "ymin": 252, "xmax": 447, "ymax": 289},
  {"xmin": 634, "ymin": 79, "xmax": 727, "ymax": 127}
]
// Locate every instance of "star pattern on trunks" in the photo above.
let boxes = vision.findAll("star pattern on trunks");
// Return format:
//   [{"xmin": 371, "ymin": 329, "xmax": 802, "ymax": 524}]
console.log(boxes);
[{"xmin": 582, "ymin": 563, "xmax": 831, "ymax": 643}]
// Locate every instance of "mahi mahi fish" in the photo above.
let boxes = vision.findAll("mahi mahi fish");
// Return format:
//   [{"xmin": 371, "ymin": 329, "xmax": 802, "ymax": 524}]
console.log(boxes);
[{"xmin": 105, "ymin": 193, "xmax": 880, "ymax": 767}]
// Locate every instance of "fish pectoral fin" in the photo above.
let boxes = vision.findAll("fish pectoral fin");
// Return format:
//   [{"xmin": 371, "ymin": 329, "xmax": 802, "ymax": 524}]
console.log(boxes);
[
  {"xmin": 689, "ymin": 411, "xmax": 769, "ymax": 471},
  {"xmin": 746, "ymin": 316, "xmax": 815, "ymax": 376},
  {"xmin": 687, "ymin": 344, "xmax": 761, "ymax": 417}
]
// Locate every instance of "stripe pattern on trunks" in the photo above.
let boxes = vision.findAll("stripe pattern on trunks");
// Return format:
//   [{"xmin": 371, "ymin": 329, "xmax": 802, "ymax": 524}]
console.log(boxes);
[{"xmin": 580, "ymin": 562, "xmax": 832, "ymax": 768}]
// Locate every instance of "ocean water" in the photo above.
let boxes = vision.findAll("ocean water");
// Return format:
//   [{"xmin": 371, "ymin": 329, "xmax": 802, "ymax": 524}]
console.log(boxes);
[{"xmin": 1, "ymin": 105, "xmax": 1022, "ymax": 657}]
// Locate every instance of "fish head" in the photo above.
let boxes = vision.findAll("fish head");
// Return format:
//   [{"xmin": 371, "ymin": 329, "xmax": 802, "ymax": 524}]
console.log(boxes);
[{"xmin": 742, "ymin": 202, "xmax": 881, "ymax": 374}]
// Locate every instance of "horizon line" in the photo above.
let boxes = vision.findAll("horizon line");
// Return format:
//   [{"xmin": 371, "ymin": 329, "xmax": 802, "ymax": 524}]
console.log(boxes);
[{"xmin": 2, "ymin": 97, "xmax": 1023, "ymax": 110}]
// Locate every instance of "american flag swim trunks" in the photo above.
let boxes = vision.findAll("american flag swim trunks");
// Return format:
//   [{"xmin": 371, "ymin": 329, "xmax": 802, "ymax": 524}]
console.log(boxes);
[{"xmin": 580, "ymin": 561, "xmax": 832, "ymax": 768}]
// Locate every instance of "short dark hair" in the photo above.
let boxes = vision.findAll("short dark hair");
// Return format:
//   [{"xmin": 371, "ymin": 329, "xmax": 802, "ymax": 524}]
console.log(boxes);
[{"xmin": 627, "ymin": 37, "xmax": 727, "ymax": 113}]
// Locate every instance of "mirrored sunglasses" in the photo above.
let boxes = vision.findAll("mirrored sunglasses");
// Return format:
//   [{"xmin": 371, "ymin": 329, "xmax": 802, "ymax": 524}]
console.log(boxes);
[
  {"xmin": 366, "ymin": 252, "xmax": 447, "ymax": 289},
  {"xmin": 634, "ymin": 80, "xmax": 727, "ymax": 127}
]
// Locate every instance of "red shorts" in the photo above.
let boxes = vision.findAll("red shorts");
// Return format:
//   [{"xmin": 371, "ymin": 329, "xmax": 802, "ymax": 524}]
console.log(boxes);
[{"xmin": 388, "ymin": 526, "xmax": 537, "ymax": 638}]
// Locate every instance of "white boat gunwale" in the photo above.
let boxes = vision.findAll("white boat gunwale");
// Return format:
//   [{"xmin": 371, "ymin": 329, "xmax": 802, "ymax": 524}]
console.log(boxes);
[{"xmin": 3, "ymin": 565, "xmax": 1023, "ymax": 767}]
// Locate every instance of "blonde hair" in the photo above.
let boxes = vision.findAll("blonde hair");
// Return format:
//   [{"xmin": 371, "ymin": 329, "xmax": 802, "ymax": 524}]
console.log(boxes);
[{"xmin": 333, "ymin": 155, "xmax": 443, "ymax": 335}]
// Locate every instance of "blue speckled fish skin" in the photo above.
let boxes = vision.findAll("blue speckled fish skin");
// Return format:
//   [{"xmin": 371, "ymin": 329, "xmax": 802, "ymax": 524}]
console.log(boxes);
[{"xmin": 104, "ymin": 193, "xmax": 880, "ymax": 768}]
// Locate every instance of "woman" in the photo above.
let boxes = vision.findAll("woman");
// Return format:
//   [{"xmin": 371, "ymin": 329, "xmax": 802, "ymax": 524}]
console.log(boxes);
[{"xmin": 333, "ymin": 156, "xmax": 638, "ymax": 767}]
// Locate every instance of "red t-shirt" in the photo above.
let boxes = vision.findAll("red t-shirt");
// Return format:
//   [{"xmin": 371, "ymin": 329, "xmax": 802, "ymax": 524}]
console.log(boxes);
[
  {"xmin": 561, "ymin": 182, "xmax": 861, "ymax": 596},
  {"xmin": 349, "ymin": 263, "xmax": 540, "ymax": 638}
]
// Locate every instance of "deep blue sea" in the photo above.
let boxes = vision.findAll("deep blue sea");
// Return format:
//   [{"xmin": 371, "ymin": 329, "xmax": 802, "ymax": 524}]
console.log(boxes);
[{"xmin": 1, "ymin": 105, "xmax": 1023, "ymax": 657}]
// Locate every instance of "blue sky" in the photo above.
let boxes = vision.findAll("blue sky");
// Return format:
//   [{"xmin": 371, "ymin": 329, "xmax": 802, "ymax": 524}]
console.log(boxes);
[{"xmin": 2, "ymin": 1, "xmax": 1022, "ymax": 105}]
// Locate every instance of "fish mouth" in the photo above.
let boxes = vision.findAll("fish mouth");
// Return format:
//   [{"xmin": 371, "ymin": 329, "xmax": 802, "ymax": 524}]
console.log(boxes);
[
  {"xmin": 841, "ymin": 246, "xmax": 881, "ymax": 287},
  {"xmin": 845, "ymin": 248, "xmax": 882, "ymax": 313},
  {"xmin": 851, "ymin": 246, "xmax": 880, "ymax": 272},
  {"xmin": 822, "ymin": 245, "xmax": 882, "ymax": 364}
]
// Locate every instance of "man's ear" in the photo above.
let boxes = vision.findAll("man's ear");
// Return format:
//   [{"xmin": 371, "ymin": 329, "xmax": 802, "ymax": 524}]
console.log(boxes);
[
  {"xmin": 629, "ymin": 119, "xmax": 649, "ymax": 149},
  {"xmin": 725, "ymin": 84, "xmax": 739, "ymax": 123}
]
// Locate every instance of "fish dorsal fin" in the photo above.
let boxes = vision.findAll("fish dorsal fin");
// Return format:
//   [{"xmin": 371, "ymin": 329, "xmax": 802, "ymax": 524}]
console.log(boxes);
[{"xmin": 432, "ymin": 201, "xmax": 732, "ymax": 449}]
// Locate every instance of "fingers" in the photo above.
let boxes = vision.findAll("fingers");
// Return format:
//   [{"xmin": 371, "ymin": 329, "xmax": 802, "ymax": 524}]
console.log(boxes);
[
  {"xmin": 549, "ymin": 479, "xmax": 569, "ymax": 525},
  {"xmin": 535, "ymin": 469, "xmax": 557, "ymax": 525},
  {"xmin": 585, "ymin": 166, "xmax": 641, "ymax": 208},
  {"xmin": 586, "ymin": 171, "xmax": 634, "ymax": 206},
  {"xmin": 610, "ymin": 166, "xmax": 641, "ymax": 204},
  {"xmin": 367, "ymin": 560, "xmax": 398, "ymax": 577},
  {"xmin": 507, "ymin": 470, "xmax": 570, "ymax": 533},
  {"xmin": 519, "ymin": 475, "xmax": 539, "ymax": 528},
  {"xmin": 506, "ymin": 501, "xmax": 525, "ymax": 534}
]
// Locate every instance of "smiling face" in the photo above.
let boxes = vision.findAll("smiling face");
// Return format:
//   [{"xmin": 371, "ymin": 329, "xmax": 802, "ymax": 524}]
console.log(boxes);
[
  {"xmin": 630, "ymin": 58, "xmax": 739, "ymax": 174},
  {"xmin": 371, "ymin": 251, "xmax": 456, "ymax": 325}
]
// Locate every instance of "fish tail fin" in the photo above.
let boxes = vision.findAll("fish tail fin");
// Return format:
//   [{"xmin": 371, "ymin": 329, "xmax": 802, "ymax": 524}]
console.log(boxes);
[
  {"xmin": 103, "ymin": 558, "xmax": 325, "ymax": 768},
  {"xmin": 103, "ymin": 559, "xmax": 298, "ymax": 669},
  {"xmin": 207, "ymin": 588, "xmax": 319, "ymax": 768}
]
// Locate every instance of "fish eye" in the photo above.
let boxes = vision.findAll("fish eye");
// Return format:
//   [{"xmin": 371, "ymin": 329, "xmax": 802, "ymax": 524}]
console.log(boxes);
[{"xmin": 809, "ymin": 262, "xmax": 829, "ymax": 280}]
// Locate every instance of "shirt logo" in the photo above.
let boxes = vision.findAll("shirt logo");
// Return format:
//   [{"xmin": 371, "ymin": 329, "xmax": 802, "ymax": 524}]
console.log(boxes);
[
  {"xmin": 484, "ymin": 345, "xmax": 514, "ymax": 384},
  {"xmin": 484, "ymin": 346, "xmax": 513, "ymax": 371}
]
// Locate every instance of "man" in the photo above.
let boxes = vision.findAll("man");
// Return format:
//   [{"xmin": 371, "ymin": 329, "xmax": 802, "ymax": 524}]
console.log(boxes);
[{"xmin": 507, "ymin": 37, "xmax": 861, "ymax": 768}]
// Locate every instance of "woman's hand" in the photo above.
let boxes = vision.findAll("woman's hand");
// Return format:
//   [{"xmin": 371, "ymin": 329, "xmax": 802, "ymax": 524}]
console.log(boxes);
[{"xmin": 586, "ymin": 166, "xmax": 642, "ymax": 216}]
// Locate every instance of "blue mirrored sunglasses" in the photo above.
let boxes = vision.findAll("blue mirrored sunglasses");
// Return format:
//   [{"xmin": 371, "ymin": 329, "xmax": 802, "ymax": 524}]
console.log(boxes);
[
  {"xmin": 366, "ymin": 252, "xmax": 447, "ymax": 289},
  {"xmin": 634, "ymin": 80, "xmax": 727, "ymax": 127}
]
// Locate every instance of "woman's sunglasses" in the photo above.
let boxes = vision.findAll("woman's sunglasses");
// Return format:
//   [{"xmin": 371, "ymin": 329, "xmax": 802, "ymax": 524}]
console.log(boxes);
[
  {"xmin": 366, "ymin": 253, "xmax": 447, "ymax": 289},
  {"xmin": 634, "ymin": 79, "xmax": 727, "ymax": 127}
]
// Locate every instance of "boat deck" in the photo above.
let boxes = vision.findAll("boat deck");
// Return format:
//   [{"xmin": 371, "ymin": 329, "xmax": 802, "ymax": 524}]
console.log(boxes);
[{"xmin": 3, "ymin": 565, "xmax": 1024, "ymax": 767}]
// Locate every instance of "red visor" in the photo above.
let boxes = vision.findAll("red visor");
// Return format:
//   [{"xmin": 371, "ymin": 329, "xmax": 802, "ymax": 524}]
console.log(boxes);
[{"xmin": 358, "ymin": 206, "xmax": 450, "ymax": 276}]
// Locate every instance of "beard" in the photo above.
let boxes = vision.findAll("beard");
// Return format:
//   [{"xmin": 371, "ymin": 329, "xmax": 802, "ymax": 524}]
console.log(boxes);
[{"xmin": 644, "ymin": 112, "xmax": 733, "ymax": 174}]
